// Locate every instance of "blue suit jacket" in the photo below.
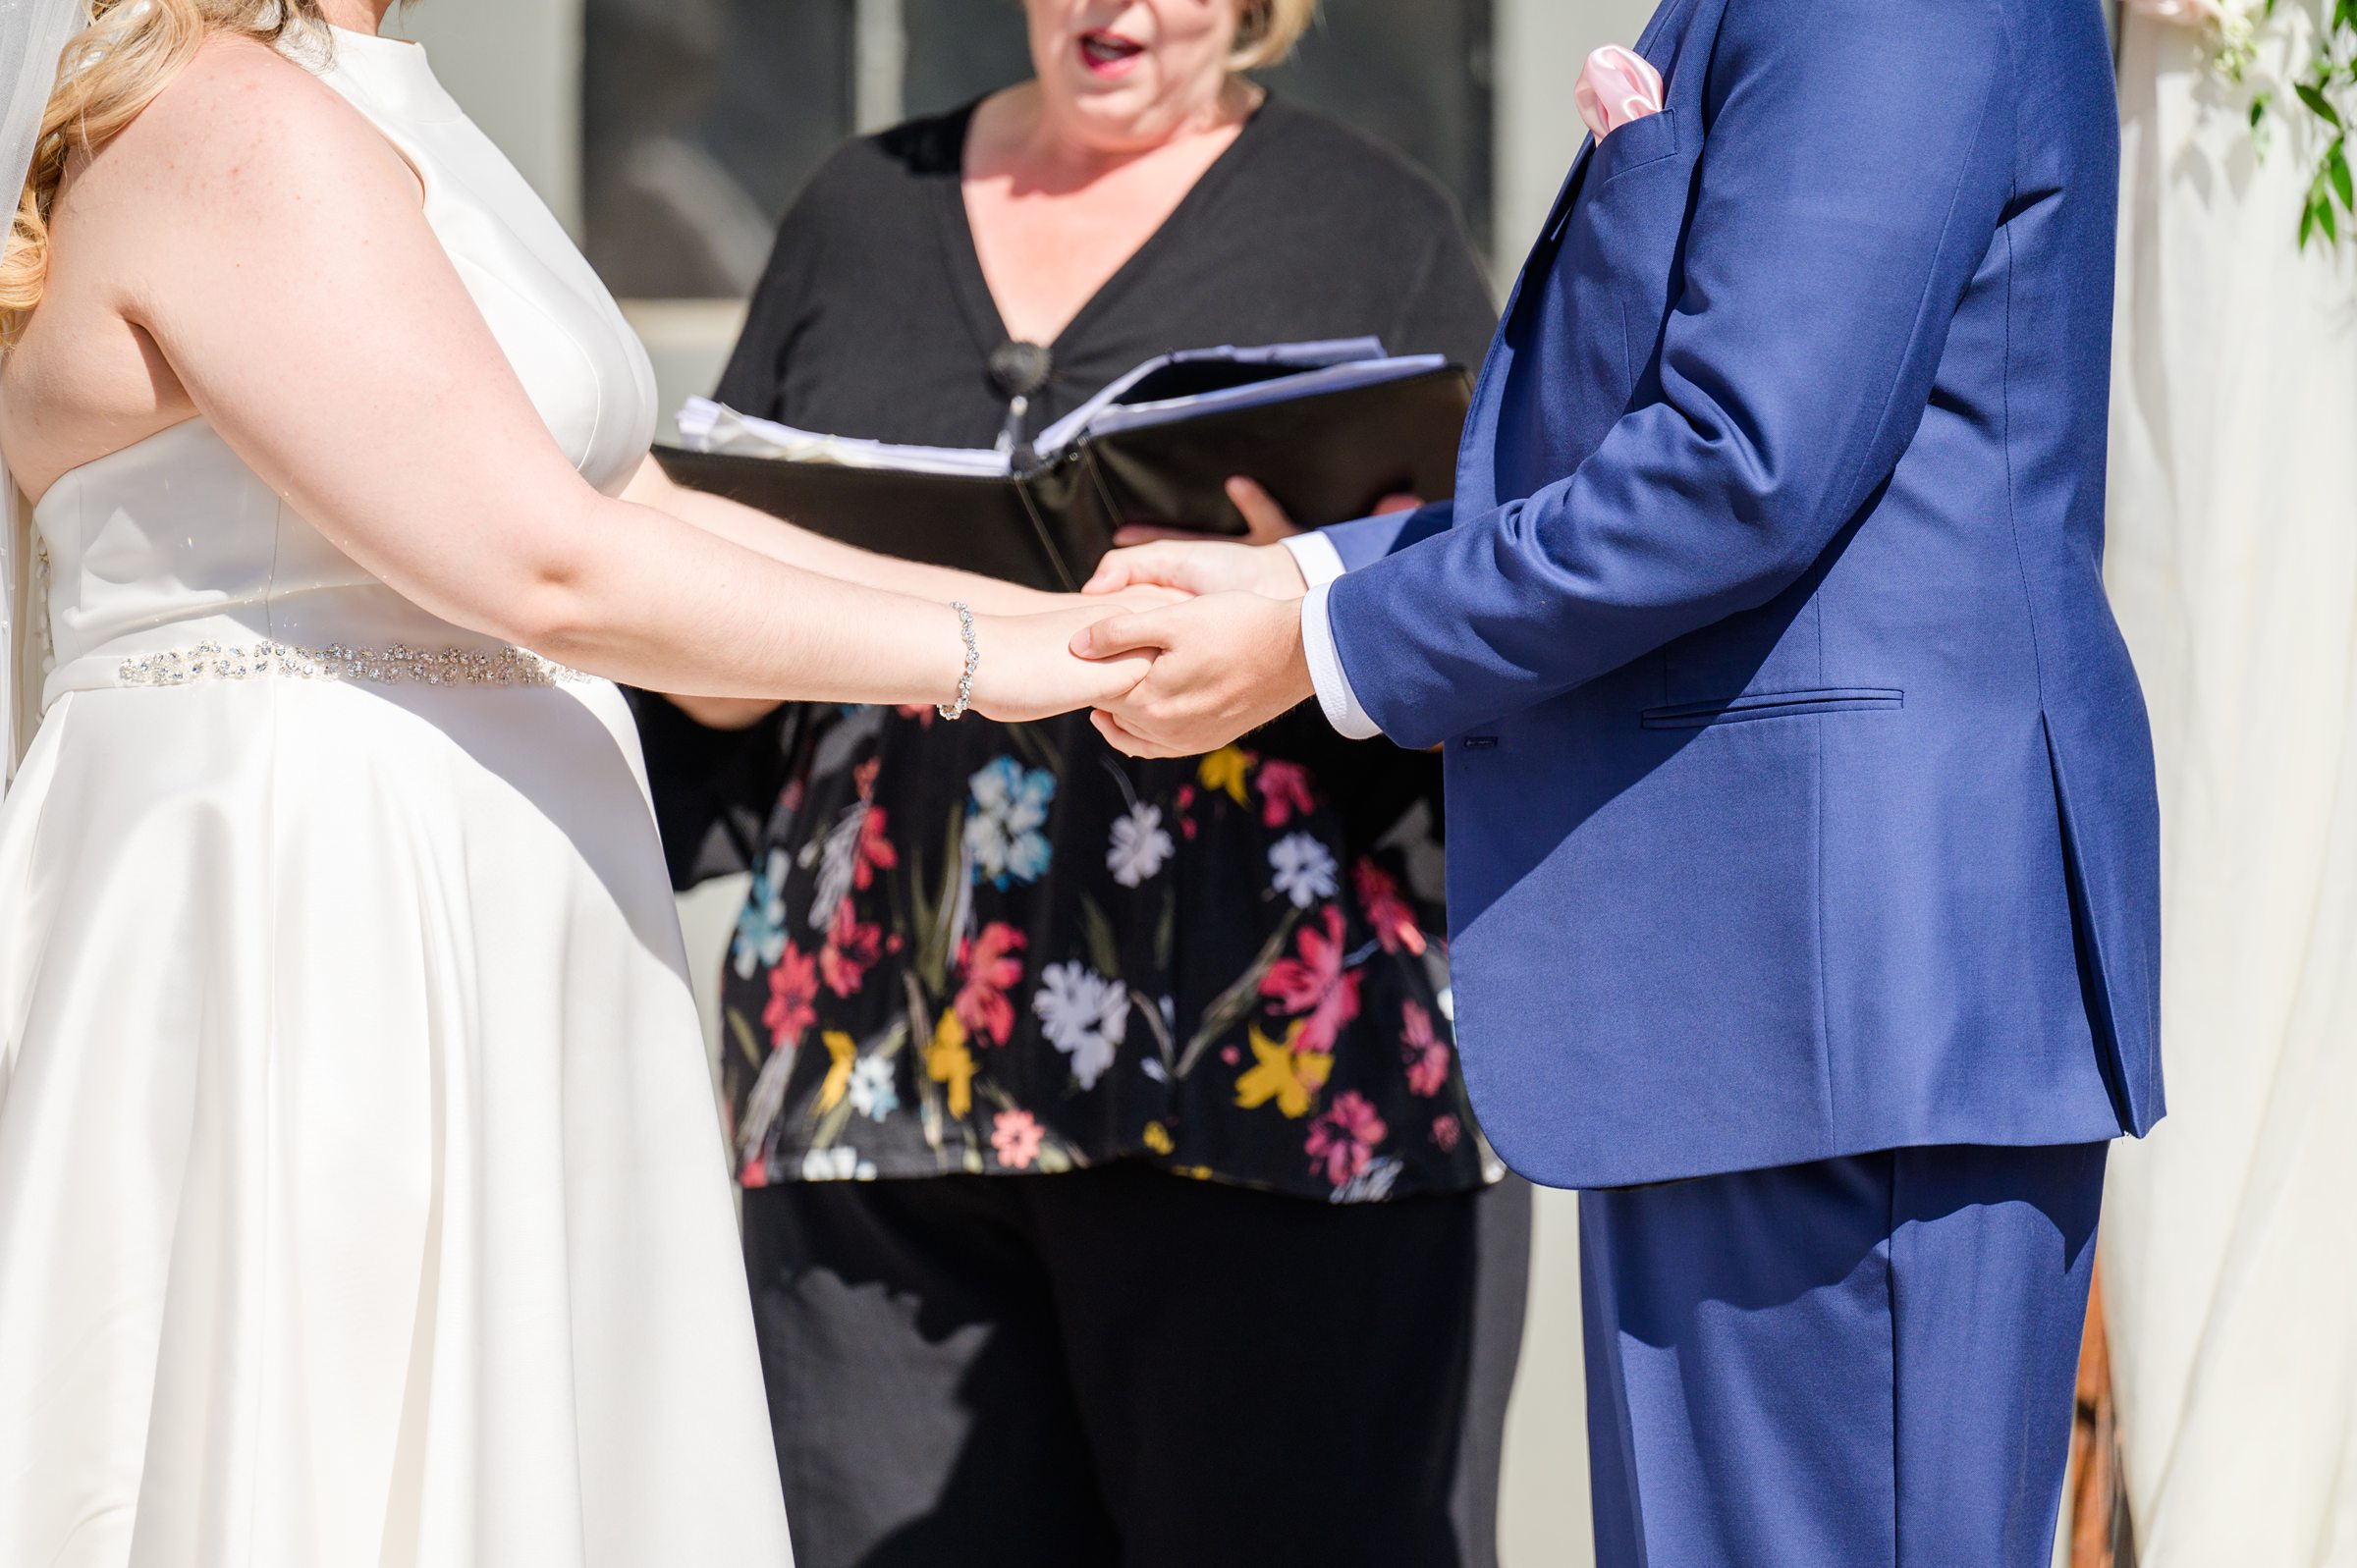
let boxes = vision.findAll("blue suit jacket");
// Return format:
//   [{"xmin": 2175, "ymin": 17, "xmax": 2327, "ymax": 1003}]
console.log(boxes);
[{"xmin": 1323, "ymin": 0, "xmax": 2163, "ymax": 1188}]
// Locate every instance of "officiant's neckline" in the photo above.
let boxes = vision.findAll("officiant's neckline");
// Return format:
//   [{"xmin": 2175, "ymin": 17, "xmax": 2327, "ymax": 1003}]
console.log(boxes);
[{"xmin": 934, "ymin": 93, "xmax": 1277, "ymax": 368}]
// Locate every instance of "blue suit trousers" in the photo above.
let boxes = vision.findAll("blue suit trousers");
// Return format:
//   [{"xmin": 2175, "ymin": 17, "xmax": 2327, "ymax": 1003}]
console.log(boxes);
[{"xmin": 1580, "ymin": 1142, "xmax": 2107, "ymax": 1567}]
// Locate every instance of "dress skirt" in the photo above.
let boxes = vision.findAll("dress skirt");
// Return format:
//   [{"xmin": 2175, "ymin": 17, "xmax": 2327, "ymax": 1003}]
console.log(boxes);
[{"xmin": 0, "ymin": 674, "xmax": 794, "ymax": 1566}]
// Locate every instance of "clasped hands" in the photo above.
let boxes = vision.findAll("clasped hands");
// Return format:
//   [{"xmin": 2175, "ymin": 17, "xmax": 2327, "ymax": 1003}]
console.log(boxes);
[
  {"xmin": 1068, "ymin": 534, "xmax": 1318, "ymax": 758},
  {"xmin": 973, "ymin": 478, "xmax": 1413, "ymax": 755}
]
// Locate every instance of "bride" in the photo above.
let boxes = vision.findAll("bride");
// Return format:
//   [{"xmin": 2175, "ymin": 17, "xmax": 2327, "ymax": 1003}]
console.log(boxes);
[{"xmin": 0, "ymin": 0, "xmax": 1157, "ymax": 1561}]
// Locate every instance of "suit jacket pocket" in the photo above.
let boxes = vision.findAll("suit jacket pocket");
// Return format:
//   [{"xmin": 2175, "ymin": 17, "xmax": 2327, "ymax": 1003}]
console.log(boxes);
[
  {"xmin": 1586, "ymin": 107, "xmax": 1686, "ymax": 189},
  {"xmin": 1641, "ymin": 687, "xmax": 1904, "ymax": 730}
]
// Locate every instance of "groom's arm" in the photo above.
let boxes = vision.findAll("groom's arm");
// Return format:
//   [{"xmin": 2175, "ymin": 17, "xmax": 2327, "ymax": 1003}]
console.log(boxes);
[{"xmin": 1327, "ymin": 0, "xmax": 2018, "ymax": 750}]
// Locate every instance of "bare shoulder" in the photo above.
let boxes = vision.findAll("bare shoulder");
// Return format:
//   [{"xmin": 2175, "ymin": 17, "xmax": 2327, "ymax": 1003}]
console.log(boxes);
[{"xmin": 92, "ymin": 31, "xmax": 417, "ymax": 226}]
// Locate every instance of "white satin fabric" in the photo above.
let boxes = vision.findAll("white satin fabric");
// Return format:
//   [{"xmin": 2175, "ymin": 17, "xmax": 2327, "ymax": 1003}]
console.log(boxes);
[
  {"xmin": 2101, "ymin": 13, "xmax": 2357, "ymax": 1564},
  {"xmin": 0, "ymin": 27, "xmax": 794, "ymax": 1566}
]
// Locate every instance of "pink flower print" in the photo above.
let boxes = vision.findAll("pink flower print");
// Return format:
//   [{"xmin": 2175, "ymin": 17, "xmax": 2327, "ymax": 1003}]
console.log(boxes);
[
  {"xmin": 1260, "ymin": 906, "xmax": 1363, "ymax": 1056},
  {"xmin": 1352, "ymin": 858, "xmax": 1427, "ymax": 958},
  {"xmin": 955, "ymin": 922, "xmax": 1028, "ymax": 1046},
  {"xmin": 740, "ymin": 1152, "xmax": 772, "ymax": 1188},
  {"xmin": 819, "ymin": 900, "xmax": 884, "ymax": 998},
  {"xmin": 1307, "ymin": 1091, "xmax": 1388, "ymax": 1188},
  {"xmin": 851, "ymin": 805, "xmax": 899, "ymax": 892},
  {"xmin": 992, "ymin": 1109, "xmax": 1044, "ymax": 1170},
  {"xmin": 763, "ymin": 941, "xmax": 820, "ymax": 1050},
  {"xmin": 1432, "ymin": 1113, "xmax": 1462, "ymax": 1153},
  {"xmin": 1221, "ymin": 1044, "xmax": 1242, "ymax": 1067},
  {"xmin": 853, "ymin": 756, "xmax": 882, "ymax": 801},
  {"xmin": 1401, "ymin": 1000, "xmax": 1451, "ymax": 1098},
  {"xmin": 1257, "ymin": 759, "xmax": 1316, "ymax": 829},
  {"xmin": 894, "ymin": 704, "xmax": 938, "ymax": 727}
]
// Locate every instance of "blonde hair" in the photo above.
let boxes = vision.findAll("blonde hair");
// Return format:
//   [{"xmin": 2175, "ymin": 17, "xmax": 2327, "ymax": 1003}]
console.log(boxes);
[
  {"xmin": 1232, "ymin": 0, "xmax": 1317, "ymax": 72},
  {"xmin": 0, "ymin": 0, "xmax": 334, "ymax": 343}
]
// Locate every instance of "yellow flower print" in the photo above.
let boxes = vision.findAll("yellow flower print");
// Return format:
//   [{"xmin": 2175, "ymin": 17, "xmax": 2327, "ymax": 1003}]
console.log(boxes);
[
  {"xmin": 1233, "ymin": 1019, "xmax": 1333, "ymax": 1118},
  {"xmin": 926, "ymin": 1009, "xmax": 977, "ymax": 1120},
  {"xmin": 816, "ymin": 1030, "xmax": 858, "ymax": 1112},
  {"xmin": 1143, "ymin": 1121, "xmax": 1175, "ymax": 1155},
  {"xmin": 1197, "ymin": 745, "xmax": 1253, "ymax": 807}
]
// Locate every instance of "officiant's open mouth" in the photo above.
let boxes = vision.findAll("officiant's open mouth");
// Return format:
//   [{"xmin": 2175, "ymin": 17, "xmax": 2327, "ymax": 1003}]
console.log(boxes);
[{"xmin": 1077, "ymin": 29, "xmax": 1146, "ymax": 79}]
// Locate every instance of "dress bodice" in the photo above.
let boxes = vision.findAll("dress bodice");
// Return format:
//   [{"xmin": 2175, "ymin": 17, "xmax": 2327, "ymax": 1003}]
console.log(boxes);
[{"xmin": 30, "ymin": 25, "xmax": 656, "ymax": 702}]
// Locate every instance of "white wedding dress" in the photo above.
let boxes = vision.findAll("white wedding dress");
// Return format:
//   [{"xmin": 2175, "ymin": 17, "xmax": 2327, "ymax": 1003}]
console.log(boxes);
[{"xmin": 0, "ymin": 27, "xmax": 794, "ymax": 1567}]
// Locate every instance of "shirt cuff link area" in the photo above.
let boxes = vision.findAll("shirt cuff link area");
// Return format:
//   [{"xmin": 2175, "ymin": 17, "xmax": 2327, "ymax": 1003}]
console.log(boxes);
[
  {"xmin": 1281, "ymin": 529, "xmax": 1348, "ymax": 591},
  {"xmin": 1298, "ymin": 578, "xmax": 1383, "ymax": 740}
]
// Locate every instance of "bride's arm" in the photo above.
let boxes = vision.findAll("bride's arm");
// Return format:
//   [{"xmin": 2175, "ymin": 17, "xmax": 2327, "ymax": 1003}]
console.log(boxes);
[
  {"xmin": 104, "ymin": 39, "xmax": 1144, "ymax": 721},
  {"xmin": 619, "ymin": 460, "xmax": 1066, "ymax": 729},
  {"xmin": 620, "ymin": 459, "xmax": 1057, "ymax": 619}
]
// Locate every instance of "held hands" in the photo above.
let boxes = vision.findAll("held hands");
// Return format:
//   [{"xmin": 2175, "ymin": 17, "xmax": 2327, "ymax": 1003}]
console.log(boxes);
[
  {"xmin": 1068, "ymin": 591, "xmax": 1316, "ymax": 759},
  {"xmin": 1018, "ymin": 481, "xmax": 1421, "ymax": 754},
  {"xmin": 964, "ymin": 590, "xmax": 1176, "ymax": 725}
]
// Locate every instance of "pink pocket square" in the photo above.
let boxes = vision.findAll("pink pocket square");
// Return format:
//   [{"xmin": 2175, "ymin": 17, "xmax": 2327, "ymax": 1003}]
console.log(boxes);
[{"xmin": 1576, "ymin": 45, "xmax": 1666, "ymax": 140}]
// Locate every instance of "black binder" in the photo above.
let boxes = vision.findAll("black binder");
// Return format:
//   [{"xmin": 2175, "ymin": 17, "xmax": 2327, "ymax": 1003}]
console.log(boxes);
[{"xmin": 652, "ymin": 345, "xmax": 1471, "ymax": 592}]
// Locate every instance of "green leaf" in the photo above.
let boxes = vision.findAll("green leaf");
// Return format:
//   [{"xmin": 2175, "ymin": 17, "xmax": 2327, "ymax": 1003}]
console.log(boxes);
[
  {"xmin": 1153, "ymin": 888, "xmax": 1176, "ymax": 971},
  {"xmin": 2299, "ymin": 82, "xmax": 2344, "ymax": 130},
  {"xmin": 2252, "ymin": 92, "xmax": 2273, "ymax": 130},
  {"xmin": 2332, "ymin": 140, "xmax": 2355, "ymax": 212},
  {"xmin": 2302, "ymin": 198, "xmax": 2320, "ymax": 250},
  {"xmin": 2325, "ymin": 196, "xmax": 2341, "ymax": 244},
  {"xmin": 1079, "ymin": 893, "xmax": 1122, "ymax": 980}
]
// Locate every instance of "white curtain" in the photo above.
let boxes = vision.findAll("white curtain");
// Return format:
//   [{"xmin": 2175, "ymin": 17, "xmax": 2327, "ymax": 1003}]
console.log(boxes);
[{"xmin": 2101, "ymin": 9, "xmax": 2357, "ymax": 1563}]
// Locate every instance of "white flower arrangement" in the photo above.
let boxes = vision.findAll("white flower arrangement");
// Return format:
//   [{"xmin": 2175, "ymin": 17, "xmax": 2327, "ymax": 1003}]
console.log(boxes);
[{"xmin": 2129, "ymin": 0, "xmax": 2355, "ymax": 246}]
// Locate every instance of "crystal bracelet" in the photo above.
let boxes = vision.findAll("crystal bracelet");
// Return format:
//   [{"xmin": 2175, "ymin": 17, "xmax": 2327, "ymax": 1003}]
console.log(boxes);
[{"xmin": 938, "ymin": 601, "xmax": 979, "ymax": 720}]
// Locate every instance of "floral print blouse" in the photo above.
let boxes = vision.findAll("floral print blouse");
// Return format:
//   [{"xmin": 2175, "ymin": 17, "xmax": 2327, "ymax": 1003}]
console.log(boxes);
[{"xmin": 719, "ymin": 705, "xmax": 1497, "ymax": 1203}]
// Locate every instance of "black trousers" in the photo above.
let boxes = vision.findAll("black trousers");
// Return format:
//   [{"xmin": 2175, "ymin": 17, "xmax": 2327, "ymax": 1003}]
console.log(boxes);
[{"xmin": 741, "ymin": 1163, "xmax": 1529, "ymax": 1568}]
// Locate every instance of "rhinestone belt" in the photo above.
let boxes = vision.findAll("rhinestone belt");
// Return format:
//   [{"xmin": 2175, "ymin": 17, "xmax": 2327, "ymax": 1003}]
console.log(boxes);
[{"xmin": 115, "ymin": 639, "xmax": 585, "ymax": 688}]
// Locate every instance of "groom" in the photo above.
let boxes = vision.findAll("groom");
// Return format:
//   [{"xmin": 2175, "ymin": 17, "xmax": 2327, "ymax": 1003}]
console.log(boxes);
[{"xmin": 1076, "ymin": 0, "xmax": 2162, "ymax": 1562}]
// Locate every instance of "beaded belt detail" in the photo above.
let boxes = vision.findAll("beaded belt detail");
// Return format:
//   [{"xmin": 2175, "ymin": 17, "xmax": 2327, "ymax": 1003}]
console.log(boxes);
[{"xmin": 115, "ymin": 639, "xmax": 585, "ymax": 688}]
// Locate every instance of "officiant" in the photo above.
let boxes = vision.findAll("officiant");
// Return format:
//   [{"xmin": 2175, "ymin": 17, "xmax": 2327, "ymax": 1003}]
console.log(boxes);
[{"xmin": 631, "ymin": 0, "xmax": 1518, "ymax": 1563}]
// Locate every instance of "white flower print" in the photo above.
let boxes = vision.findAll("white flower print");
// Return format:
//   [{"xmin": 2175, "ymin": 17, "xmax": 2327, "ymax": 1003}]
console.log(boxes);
[
  {"xmin": 732, "ymin": 847, "xmax": 790, "ymax": 979},
  {"xmin": 1031, "ymin": 960, "xmax": 1130, "ymax": 1091},
  {"xmin": 847, "ymin": 1054, "xmax": 900, "ymax": 1121},
  {"xmin": 1105, "ymin": 802, "xmax": 1175, "ymax": 888},
  {"xmin": 806, "ymin": 803, "xmax": 866, "ymax": 930},
  {"xmin": 1269, "ymin": 832, "xmax": 1340, "ymax": 910},
  {"xmin": 800, "ymin": 1146, "xmax": 879, "ymax": 1181}
]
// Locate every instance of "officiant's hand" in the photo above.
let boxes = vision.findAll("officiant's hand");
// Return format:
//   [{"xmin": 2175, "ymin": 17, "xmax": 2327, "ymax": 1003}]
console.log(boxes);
[
  {"xmin": 1069, "ymin": 591, "xmax": 1314, "ymax": 758},
  {"xmin": 967, "ymin": 591, "xmax": 1169, "ymax": 725},
  {"xmin": 1110, "ymin": 475, "xmax": 1307, "ymax": 547}
]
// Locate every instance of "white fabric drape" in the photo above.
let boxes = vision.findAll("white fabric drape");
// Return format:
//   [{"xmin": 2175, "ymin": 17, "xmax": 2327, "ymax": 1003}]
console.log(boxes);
[{"xmin": 2102, "ymin": 10, "xmax": 2357, "ymax": 1564}]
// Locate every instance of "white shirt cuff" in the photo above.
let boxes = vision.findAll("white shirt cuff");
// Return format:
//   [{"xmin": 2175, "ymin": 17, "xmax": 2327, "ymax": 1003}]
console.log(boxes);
[
  {"xmin": 1280, "ymin": 529, "xmax": 1347, "ymax": 591},
  {"xmin": 1299, "ymin": 579, "xmax": 1383, "ymax": 740}
]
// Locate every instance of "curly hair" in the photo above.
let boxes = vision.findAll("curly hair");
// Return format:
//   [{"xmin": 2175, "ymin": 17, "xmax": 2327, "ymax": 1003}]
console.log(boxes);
[{"xmin": 1, "ymin": 0, "xmax": 337, "ymax": 343}]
